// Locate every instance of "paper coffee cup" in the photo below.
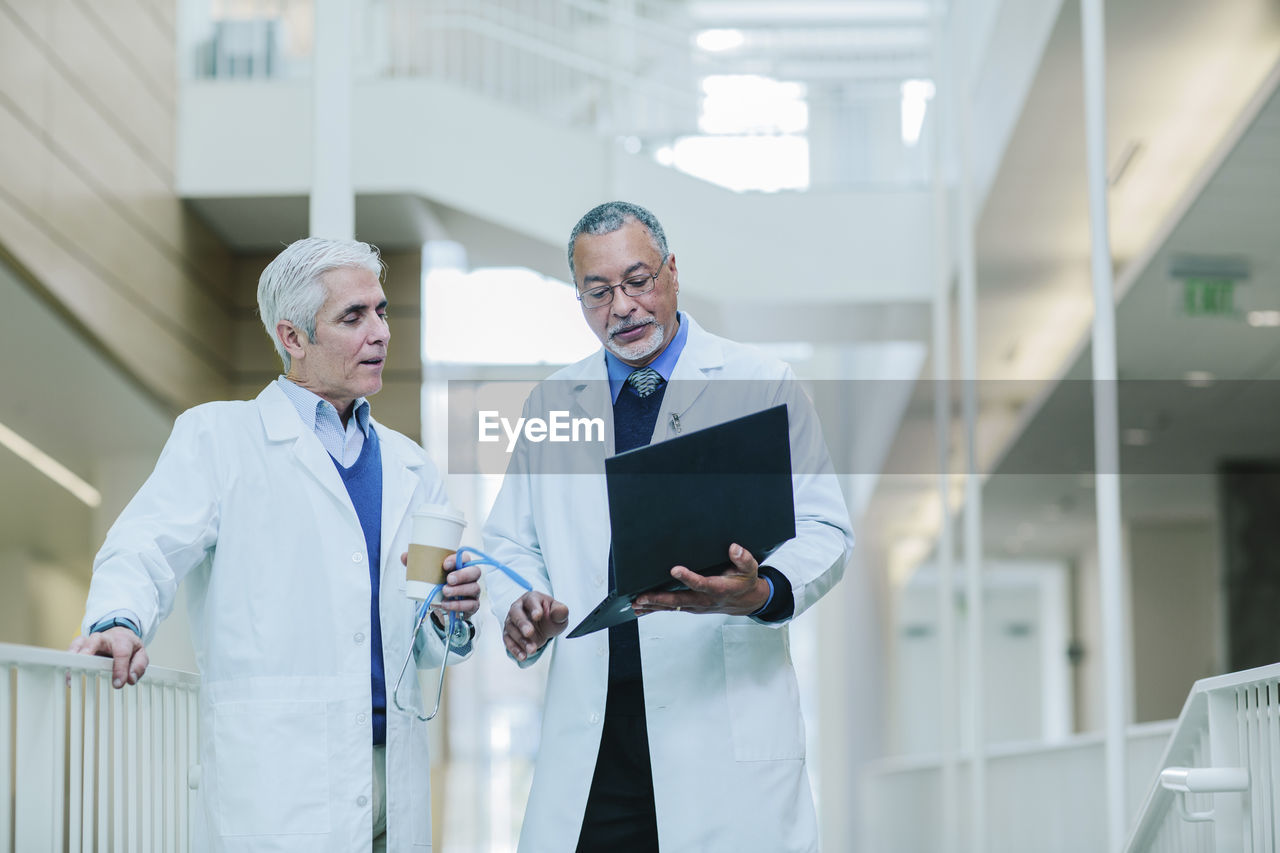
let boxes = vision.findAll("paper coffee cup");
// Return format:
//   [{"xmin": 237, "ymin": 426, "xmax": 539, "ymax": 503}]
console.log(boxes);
[{"xmin": 406, "ymin": 504, "xmax": 466, "ymax": 599}]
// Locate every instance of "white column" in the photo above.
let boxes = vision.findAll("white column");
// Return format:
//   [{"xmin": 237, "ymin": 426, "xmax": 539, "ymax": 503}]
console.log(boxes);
[
  {"xmin": 1079, "ymin": 0, "xmax": 1129, "ymax": 849},
  {"xmin": 950, "ymin": 1, "xmax": 986, "ymax": 848},
  {"xmin": 930, "ymin": 0, "xmax": 959, "ymax": 848},
  {"xmin": 311, "ymin": 0, "xmax": 356, "ymax": 240}
]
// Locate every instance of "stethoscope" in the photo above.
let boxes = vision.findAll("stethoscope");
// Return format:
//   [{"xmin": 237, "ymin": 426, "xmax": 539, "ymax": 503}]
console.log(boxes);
[{"xmin": 392, "ymin": 547, "xmax": 532, "ymax": 721}]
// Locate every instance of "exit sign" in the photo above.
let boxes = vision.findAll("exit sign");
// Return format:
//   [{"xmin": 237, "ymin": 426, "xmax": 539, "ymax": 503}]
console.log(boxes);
[{"xmin": 1182, "ymin": 277, "xmax": 1235, "ymax": 317}]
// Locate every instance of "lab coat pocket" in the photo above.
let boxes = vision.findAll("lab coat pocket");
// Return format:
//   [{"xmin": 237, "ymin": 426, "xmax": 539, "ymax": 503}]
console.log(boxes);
[
  {"xmin": 722, "ymin": 624, "xmax": 805, "ymax": 761},
  {"xmin": 213, "ymin": 700, "xmax": 331, "ymax": 836}
]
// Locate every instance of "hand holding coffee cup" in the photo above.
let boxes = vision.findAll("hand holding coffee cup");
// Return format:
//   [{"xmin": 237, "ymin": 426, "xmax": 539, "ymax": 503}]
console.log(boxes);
[{"xmin": 406, "ymin": 505, "xmax": 467, "ymax": 600}]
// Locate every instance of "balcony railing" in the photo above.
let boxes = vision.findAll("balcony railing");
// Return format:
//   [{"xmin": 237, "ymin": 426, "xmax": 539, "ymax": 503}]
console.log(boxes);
[
  {"xmin": 181, "ymin": 0, "xmax": 934, "ymax": 188},
  {"xmin": 861, "ymin": 722, "xmax": 1177, "ymax": 851},
  {"xmin": 1126, "ymin": 662, "xmax": 1280, "ymax": 853},
  {"xmin": 0, "ymin": 643, "xmax": 200, "ymax": 852}
]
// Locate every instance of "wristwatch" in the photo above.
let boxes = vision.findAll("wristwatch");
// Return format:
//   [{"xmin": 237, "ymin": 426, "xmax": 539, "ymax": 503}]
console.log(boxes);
[
  {"xmin": 431, "ymin": 613, "xmax": 475, "ymax": 650},
  {"xmin": 89, "ymin": 616, "xmax": 142, "ymax": 638}
]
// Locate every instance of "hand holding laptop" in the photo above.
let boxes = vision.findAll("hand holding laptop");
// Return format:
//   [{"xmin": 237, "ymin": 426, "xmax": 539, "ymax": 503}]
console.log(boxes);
[
  {"xmin": 632, "ymin": 543, "xmax": 768, "ymax": 617},
  {"xmin": 503, "ymin": 591, "xmax": 570, "ymax": 662}
]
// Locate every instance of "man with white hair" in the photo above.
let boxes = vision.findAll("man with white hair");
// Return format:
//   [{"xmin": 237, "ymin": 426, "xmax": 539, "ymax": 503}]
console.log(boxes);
[{"xmin": 71, "ymin": 238, "xmax": 478, "ymax": 852}]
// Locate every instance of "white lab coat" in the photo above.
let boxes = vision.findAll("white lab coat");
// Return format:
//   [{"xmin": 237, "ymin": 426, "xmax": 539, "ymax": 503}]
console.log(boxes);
[
  {"xmin": 484, "ymin": 315, "xmax": 853, "ymax": 853},
  {"xmin": 83, "ymin": 382, "xmax": 467, "ymax": 853}
]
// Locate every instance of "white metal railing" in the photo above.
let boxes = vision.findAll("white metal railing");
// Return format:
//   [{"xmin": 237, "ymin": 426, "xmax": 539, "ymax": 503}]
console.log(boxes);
[
  {"xmin": 0, "ymin": 643, "xmax": 200, "ymax": 853},
  {"xmin": 181, "ymin": 0, "xmax": 934, "ymax": 188},
  {"xmin": 861, "ymin": 722, "xmax": 1176, "ymax": 852},
  {"xmin": 1126, "ymin": 662, "xmax": 1280, "ymax": 853},
  {"xmin": 191, "ymin": 0, "xmax": 716, "ymax": 137}
]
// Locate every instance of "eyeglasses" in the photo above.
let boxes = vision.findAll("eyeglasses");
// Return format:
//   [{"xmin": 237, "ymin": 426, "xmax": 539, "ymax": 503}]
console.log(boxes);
[{"xmin": 576, "ymin": 261, "xmax": 665, "ymax": 309}]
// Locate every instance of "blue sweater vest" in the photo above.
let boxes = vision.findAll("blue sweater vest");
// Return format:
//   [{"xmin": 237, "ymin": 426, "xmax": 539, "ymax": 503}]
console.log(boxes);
[{"xmin": 332, "ymin": 428, "xmax": 387, "ymax": 745}]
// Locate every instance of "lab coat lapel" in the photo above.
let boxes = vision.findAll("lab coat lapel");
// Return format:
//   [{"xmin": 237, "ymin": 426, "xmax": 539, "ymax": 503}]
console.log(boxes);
[
  {"xmin": 256, "ymin": 383, "xmax": 356, "ymax": 515},
  {"xmin": 567, "ymin": 354, "xmax": 616, "ymax": 457},
  {"xmin": 660, "ymin": 315, "xmax": 719, "ymax": 435},
  {"xmin": 376, "ymin": 423, "xmax": 424, "ymax": 576}
]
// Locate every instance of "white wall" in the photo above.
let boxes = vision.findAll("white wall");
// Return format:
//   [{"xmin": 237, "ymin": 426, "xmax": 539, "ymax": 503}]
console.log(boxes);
[
  {"xmin": 892, "ymin": 561, "xmax": 1073, "ymax": 754},
  {"xmin": 1127, "ymin": 519, "xmax": 1221, "ymax": 722}
]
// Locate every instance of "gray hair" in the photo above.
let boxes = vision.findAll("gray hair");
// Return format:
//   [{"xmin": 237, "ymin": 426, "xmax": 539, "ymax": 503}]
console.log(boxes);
[
  {"xmin": 257, "ymin": 237, "xmax": 385, "ymax": 370},
  {"xmin": 566, "ymin": 201, "xmax": 669, "ymax": 282}
]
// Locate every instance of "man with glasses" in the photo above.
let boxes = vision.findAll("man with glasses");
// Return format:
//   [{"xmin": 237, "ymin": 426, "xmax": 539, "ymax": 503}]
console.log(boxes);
[{"xmin": 483, "ymin": 201, "xmax": 853, "ymax": 852}]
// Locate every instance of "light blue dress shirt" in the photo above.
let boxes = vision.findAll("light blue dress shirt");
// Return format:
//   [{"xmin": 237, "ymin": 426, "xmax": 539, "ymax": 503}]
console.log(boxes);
[{"xmin": 276, "ymin": 376, "xmax": 372, "ymax": 466}]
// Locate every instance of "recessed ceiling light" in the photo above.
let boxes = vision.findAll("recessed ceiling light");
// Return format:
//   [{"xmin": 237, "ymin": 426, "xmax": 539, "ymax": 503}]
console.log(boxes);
[
  {"xmin": 0, "ymin": 420, "xmax": 101, "ymax": 507},
  {"xmin": 1248, "ymin": 310, "xmax": 1280, "ymax": 327},
  {"xmin": 1184, "ymin": 371, "xmax": 1215, "ymax": 388},
  {"xmin": 695, "ymin": 29, "xmax": 745, "ymax": 52}
]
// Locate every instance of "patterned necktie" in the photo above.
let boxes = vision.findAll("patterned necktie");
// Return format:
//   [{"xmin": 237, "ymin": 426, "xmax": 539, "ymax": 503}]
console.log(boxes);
[{"xmin": 626, "ymin": 367, "xmax": 663, "ymax": 398}]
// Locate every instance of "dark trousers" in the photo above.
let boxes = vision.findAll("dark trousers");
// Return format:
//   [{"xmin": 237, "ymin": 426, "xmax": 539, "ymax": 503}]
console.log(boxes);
[{"xmin": 576, "ymin": 679, "xmax": 659, "ymax": 853}]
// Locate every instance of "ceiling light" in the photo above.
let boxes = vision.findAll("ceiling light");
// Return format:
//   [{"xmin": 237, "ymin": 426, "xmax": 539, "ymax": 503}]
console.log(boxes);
[
  {"xmin": 900, "ymin": 78, "xmax": 935, "ymax": 147},
  {"xmin": 0, "ymin": 420, "xmax": 101, "ymax": 507},
  {"xmin": 1184, "ymin": 371, "xmax": 1215, "ymax": 388},
  {"xmin": 696, "ymin": 29, "xmax": 745, "ymax": 52},
  {"xmin": 1248, "ymin": 310, "xmax": 1280, "ymax": 327}
]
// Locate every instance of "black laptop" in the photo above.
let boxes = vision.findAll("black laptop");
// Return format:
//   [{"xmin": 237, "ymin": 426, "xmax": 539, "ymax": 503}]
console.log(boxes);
[{"xmin": 566, "ymin": 404, "xmax": 796, "ymax": 639}]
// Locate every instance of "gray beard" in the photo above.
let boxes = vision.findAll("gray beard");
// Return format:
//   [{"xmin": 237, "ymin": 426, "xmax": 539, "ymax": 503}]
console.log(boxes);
[{"xmin": 606, "ymin": 321, "xmax": 666, "ymax": 362}]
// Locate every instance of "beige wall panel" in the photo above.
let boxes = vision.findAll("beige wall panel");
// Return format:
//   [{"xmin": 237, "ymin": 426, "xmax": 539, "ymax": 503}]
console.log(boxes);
[
  {"xmin": 2, "ymin": 77, "xmax": 232, "ymax": 302},
  {"xmin": 0, "ymin": 0, "xmax": 51, "ymax": 45},
  {"xmin": 48, "ymin": 0, "xmax": 175, "ymax": 170},
  {"xmin": 231, "ymin": 252, "xmax": 270, "ymax": 311},
  {"xmin": 0, "ymin": 194, "xmax": 229, "ymax": 411},
  {"xmin": 236, "ymin": 315, "xmax": 280, "ymax": 376},
  {"xmin": 385, "ymin": 316, "xmax": 422, "ymax": 373},
  {"xmin": 75, "ymin": 0, "xmax": 176, "ymax": 112},
  {"xmin": 142, "ymin": 0, "xmax": 175, "ymax": 36},
  {"xmin": 27, "ymin": 137, "xmax": 234, "ymax": 366},
  {"xmin": 231, "ymin": 253, "xmax": 276, "ymax": 378},
  {"xmin": 176, "ymin": 207, "xmax": 237, "ymax": 300},
  {"xmin": 376, "ymin": 378, "xmax": 424, "ymax": 441},
  {"xmin": 0, "ymin": 4, "xmax": 50, "ymax": 125},
  {"xmin": 0, "ymin": 102, "xmax": 49, "ymax": 212},
  {"xmin": 0, "ymin": 3, "xmax": 234, "ymax": 304},
  {"xmin": 42, "ymin": 84, "xmax": 233, "ymax": 309},
  {"xmin": 382, "ymin": 250, "xmax": 422, "ymax": 374}
]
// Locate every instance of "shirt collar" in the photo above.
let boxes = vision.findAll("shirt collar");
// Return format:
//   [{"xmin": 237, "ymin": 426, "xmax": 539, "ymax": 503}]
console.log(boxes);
[
  {"xmin": 277, "ymin": 376, "xmax": 372, "ymax": 435},
  {"xmin": 605, "ymin": 311, "xmax": 688, "ymax": 403}
]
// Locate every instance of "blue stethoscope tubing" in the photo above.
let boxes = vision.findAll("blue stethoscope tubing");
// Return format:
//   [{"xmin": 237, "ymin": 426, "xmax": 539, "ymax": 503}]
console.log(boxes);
[{"xmin": 392, "ymin": 547, "xmax": 532, "ymax": 721}]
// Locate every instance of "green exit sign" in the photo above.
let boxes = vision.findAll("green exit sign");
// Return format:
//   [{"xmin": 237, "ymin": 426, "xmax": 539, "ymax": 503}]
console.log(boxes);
[{"xmin": 1183, "ymin": 277, "xmax": 1235, "ymax": 316}]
